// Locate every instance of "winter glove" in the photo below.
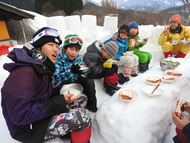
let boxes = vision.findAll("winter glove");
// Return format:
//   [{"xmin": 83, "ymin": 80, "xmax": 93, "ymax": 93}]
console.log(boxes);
[
  {"xmin": 103, "ymin": 61, "xmax": 113, "ymax": 68},
  {"xmin": 71, "ymin": 64, "xmax": 81, "ymax": 73},
  {"xmin": 104, "ymin": 67, "xmax": 115, "ymax": 76}
]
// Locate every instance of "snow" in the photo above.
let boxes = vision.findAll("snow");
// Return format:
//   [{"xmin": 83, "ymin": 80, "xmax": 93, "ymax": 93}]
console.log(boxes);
[{"xmin": 1, "ymin": 11, "xmax": 190, "ymax": 143}]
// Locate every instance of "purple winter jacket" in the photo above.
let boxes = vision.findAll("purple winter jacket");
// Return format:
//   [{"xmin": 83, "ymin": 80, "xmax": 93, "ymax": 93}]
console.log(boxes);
[{"xmin": 1, "ymin": 48, "xmax": 68, "ymax": 143}]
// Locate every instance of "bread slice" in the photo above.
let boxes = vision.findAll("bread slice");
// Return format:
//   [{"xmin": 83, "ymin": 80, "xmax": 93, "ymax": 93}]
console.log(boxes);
[
  {"xmin": 119, "ymin": 90, "xmax": 133, "ymax": 100},
  {"xmin": 146, "ymin": 77, "xmax": 162, "ymax": 83},
  {"xmin": 175, "ymin": 99, "xmax": 185, "ymax": 118},
  {"xmin": 166, "ymin": 70, "xmax": 182, "ymax": 77},
  {"xmin": 162, "ymin": 76, "xmax": 175, "ymax": 80}
]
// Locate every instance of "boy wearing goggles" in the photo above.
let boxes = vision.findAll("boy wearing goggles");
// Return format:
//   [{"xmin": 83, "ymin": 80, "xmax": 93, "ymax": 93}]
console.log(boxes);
[
  {"xmin": 1, "ymin": 27, "xmax": 91, "ymax": 143},
  {"xmin": 158, "ymin": 14, "xmax": 190, "ymax": 58},
  {"xmin": 104, "ymin": 24, "xmax": 139, "ymax": 84},
  {"xmin": 53, "ymin": 34, "xmax": 98, "ymax": 112}
]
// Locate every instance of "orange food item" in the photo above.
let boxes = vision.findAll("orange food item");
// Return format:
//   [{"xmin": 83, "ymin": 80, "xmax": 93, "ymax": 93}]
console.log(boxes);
[
  {"xmin": 175, "ymin": 99, "xmax": 185, "ymax": 118},
  {"xmin": 166, "ymin": 71, "xmax": 182, "ymax": 77},
  {"xmin": 119, "ymin": 90, "xmax": 133, "ymax": 100},
  {"xmin": 145, "ymin": 77, "xmax": 162, "ymax": 83}
]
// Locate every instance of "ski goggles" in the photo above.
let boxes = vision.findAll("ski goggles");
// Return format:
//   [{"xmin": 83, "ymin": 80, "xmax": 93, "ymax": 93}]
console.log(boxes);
[
  {"xmin": 119, "ymin": 29, "xmax": 128, "ymax": 35},
  {"xmin": 32, "ymin": 28, "xmax": 60, "ymax": 43},
  {"xmin": 169, "ymin": 18, "xmax": 179, "ymax": 22},
  {"xmin": 65, "ymin": 37, "xmax": 83, "ymax": 46}
]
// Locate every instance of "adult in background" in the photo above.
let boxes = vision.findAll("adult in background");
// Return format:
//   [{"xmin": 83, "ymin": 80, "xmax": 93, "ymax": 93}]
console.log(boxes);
[
  {"xmin": 1, "ymin": 27, "xmax": 91, "ymax": 143},
  {"xmin": 158, "ymin": 14, "xmax": 190, "ymax": 58}
]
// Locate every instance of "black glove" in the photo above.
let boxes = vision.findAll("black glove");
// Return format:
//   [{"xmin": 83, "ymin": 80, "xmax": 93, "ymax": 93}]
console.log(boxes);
[
  {"xmin": 71, "ymin": 64, "xmax": 81, "ymax": 73},
  {"xmin": 104, "ymin": 67, "xmax": 115, "ymax": 76}
]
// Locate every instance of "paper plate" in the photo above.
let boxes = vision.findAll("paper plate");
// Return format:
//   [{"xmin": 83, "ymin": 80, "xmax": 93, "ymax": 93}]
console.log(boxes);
[
  {"xmin": 117, "ymin": 89, "xmax": 137, "ymax": 102},
  {"xmin": 181, "ymin": 40, "xmax": 190, "ymax": 45},
  {"xmin": 60, "ymin": 83, "xmax": 83, "ymax": 97},
  {"xmin": 142, "ymin": 85, "xmax": 162, "ymax": 97},
  {"xmin": 162, "ymin": 76, "xmax": 176, "ymax": 83},
  {"xmin": 145, "ymin": 76, "xmax": 162, "ymax": 86}
]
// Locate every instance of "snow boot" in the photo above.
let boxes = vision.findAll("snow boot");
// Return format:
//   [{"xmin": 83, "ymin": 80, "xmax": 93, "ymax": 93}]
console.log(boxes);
[
  {"xmin": 139, "ymin": 63, "xmax": 148, "ymax": 73},
  {"xmin": 118, "ymin": 73, "xmax": 126, "ymax": 84},
  {"xmin": 71, "ymin": 125, "xmax": 91, "ymax": 143},
  {"xmin": 131, "ymin": 73, "xmax": 138, "ymax": 77},
  {"xmin": 164, "ymin": 51, "xmax": 172, "ymax": 58},
  {"xmin": 175, "ymin": 51, "xmax": 186, "ymax": 58}
]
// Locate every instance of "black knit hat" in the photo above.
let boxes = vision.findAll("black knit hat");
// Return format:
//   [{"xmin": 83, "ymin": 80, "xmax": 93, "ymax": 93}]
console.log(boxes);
[
  {"xmin": 31, "ymin": 27, "xmax": 62, "ymax": 48},
  {"xmin": 118, "ymin": 24, "xmax": 129, "ymax": 33}
]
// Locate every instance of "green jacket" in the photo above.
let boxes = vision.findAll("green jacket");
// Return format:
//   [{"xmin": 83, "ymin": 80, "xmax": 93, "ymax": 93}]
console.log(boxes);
[{"xmin": 126, "ymin": 35, "xmax": 146, "ymax": 52}]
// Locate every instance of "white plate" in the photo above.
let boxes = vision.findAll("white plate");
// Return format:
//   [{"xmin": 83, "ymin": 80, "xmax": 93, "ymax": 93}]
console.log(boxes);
[
  {"xmin": 123, "ymin": 51, "xmax": 134, "ymax": 56},
  {"xmin": 162, "ymin": 76, "xmax": 176, "ymax": 83},
  {"xmin": 79, "ymin": 65, "xmax": 89, "ymax": 73},
  {"xmin": 117, "ymin": 89, "xmax": 137, "ymax": 102},
  {"xmin": 181, "ymin": 40, "xmax": 190, "ymax": 45},
  {"xmin": 142, "ymin": 85, "xmax": 162, "ymax": 97},
  {"xmin": 60, "ymin": 83, "xmax": 83, "ymax": 97},
  {"xmin": 145, "ymin": 76, "xmax": 162, "ymax": 86},
  {"xmin": 165, "ymin": 70, "xmax": 182, "ymax": 77}
]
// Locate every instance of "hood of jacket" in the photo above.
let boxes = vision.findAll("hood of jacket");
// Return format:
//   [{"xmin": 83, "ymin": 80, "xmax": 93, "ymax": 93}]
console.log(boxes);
[
  {"xmin": 3, "ymin": 48, "xmax": 44, "ymax": 73},
  {"xmin": 86, "ymin": 40, "xmax": 102, "ymax": 55}
]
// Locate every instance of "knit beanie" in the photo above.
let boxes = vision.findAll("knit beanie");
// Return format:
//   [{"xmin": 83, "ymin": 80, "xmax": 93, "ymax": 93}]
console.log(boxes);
[
  {"xmin": 103, "ymin": 41, "xmax": 119, "ymax": 57},
  {"xmin": 169, "ymin": 15, "xmax": 180, "ymax": 24},
  {"xmin": 128, "ymin": 22, "xmax": 138, "ymax": 30},
  {"xmin": 118, "ymin": 24, "xmax": 129, "ymax": 33},
  {"xmin": 31, "ymin": 27, "xmax": 62, "ymax": 48},
  {"xmin": 63, "ymin": 34, "xmax": 82, "ymax": 49}
]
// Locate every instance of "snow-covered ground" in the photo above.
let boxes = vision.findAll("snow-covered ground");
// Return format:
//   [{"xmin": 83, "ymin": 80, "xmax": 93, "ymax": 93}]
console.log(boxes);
[{"xmin": 0, "ymin": 10, "xmax": 190, "ymax": 143}]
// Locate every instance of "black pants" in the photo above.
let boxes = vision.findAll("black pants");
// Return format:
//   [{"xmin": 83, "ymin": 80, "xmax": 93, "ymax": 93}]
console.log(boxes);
[{"xmin": 76, "ymin": 76, "xmax": 98, "ymax": 112}]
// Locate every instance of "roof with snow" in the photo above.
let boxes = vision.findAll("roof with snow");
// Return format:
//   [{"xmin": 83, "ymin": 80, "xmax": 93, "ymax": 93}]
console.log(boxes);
[{"xmin": 0, "ymin": 2, "xmax": 34, "ymax": 20}]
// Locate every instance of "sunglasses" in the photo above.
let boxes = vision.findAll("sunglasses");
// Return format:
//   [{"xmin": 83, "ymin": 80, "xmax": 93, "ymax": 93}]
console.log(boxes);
[
  {"xmin": 169, "ymin": 18, "xmax": 178, "ymax": 22},
  {"xmin": 32, "ymin": 28, "xmax": 60, "ymax": 43},
  {"xmin": 120, "ymin": 29, "xmax": 128, "ymax": 35},
  {"xmin": 65, "ymin": 37, "xmax": 83, "ymax": 46}
]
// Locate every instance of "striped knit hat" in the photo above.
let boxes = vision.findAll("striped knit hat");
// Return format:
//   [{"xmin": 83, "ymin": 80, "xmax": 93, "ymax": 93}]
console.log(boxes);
[{"xmin": 103, "ymin": 41, "xmax": 119, "ymax": 57}]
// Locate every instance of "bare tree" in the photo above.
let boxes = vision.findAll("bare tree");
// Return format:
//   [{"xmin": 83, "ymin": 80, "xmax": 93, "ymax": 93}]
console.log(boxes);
[{"xmin": 181, "ymin": 0, "xmax": 190, "ymax": 10}]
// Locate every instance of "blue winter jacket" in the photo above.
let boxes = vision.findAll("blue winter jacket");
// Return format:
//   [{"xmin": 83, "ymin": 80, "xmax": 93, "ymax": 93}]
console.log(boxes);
[
  {"xmin": 104, "ymin": 35, "xmax": 129, "ymax": 58},
  {"xmin": 53, "ymin": 50, "xmax": 86, "ymax": 87}
]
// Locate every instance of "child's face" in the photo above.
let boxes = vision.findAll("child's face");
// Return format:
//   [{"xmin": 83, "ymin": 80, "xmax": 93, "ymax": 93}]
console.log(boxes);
[
  {"xmin": 170, "ymin": 22, "xmax": 178, "ymax": 30},
  {"xmin": 64, "ymin": 46, "xmax": 80, "ymax": 60},
  {"xmin": 119, "ymin": 32, "xmax": 128, "ymax": 39},
  {"xmin": 101, "ymin": 47, "xmax": 111, "ymax": 59},
  {"xmin": 130, "ymin": 27, "xmax": 138, "ymax": 35}
]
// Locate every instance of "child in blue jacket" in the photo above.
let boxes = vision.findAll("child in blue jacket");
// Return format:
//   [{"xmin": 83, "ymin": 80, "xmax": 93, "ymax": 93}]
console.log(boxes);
[{"xmin": 104, "ymin": 24, "xmax": 139, "ymax": 84}]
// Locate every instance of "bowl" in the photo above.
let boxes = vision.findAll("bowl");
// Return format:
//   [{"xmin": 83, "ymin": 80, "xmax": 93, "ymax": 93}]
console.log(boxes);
[
  {"xmin": 160, "ymin": 60, "xmax": 180, "ymax": 71},
  {"xmin": 181, "ymin": 40, "xmax": 190, "ymax": 45},
  {"xmin": 79, "ymin": 65, "xmax": 89, "ymax": 73},
  {"xmin": 117, "ymin": 89, "xmax": 137, "ymax": 102},
  {"xmin": 142, "ymin": 85, "xmax": 162, "ymax": 97},
  {"xmin": 60, "ymin": 83, "xmax": 83, "ymax": 97}
]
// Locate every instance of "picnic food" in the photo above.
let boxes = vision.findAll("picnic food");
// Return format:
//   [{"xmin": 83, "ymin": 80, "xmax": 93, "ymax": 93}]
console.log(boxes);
[
  {"xmin": 175, "ymin": 99, "xmax": 186, "ymax": 118},
  {"xmin": 145, "ymin": 76, "xmax": 162, "ymax": 84},
  {"xmin": 119, "ymin": 90, "xmax": 133, "ymax": 100},
  {"xmin": 162, "ymin": 76, "xmax": 175, "ymax": 80},
  {"xmin": 166, "ymin": 70, "xmax": 182, "ymax": 77}
]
